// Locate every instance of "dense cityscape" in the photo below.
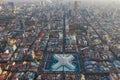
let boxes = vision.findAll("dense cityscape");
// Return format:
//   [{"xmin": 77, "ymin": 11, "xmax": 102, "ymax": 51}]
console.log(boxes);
[{"xmin": 0, "ymin": 0, "xmax": 120, "ymax": 80}]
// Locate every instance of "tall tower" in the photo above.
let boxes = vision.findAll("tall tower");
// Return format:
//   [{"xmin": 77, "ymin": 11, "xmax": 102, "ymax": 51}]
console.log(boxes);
[{"xmin": 74, "ymin": 1, "xmax": 78, "ymax": 16}]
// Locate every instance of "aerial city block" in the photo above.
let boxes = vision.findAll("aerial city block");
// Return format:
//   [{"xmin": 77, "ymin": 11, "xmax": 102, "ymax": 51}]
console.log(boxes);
[{"xmin": 0, "ymin": 0, "xmax": 120, "ymax": 80}]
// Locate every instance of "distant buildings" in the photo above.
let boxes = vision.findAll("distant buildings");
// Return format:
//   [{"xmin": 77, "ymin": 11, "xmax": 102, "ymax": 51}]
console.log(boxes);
[
  {"xmin": 39, "ymin": 0, "xmax": 52, "ymax": 6},
  {"xmin": 0, "ymin": 0, "xmax": 14, "ymax": 13}
]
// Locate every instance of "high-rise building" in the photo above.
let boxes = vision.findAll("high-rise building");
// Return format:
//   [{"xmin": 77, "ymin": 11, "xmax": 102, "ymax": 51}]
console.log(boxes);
[{"xmin": 7, "ymin": 2, "xmax": 14, "ymax": 13}]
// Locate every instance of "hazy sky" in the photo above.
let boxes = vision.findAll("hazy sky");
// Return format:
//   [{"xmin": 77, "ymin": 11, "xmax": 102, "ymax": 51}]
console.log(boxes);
[
  {"xmin": 6, "ymin": 0, "xmax": 120, "ymax": 2},
  {"xmin": 5, "ymin": 0, "xmax": 120, "ymax": 4}
]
